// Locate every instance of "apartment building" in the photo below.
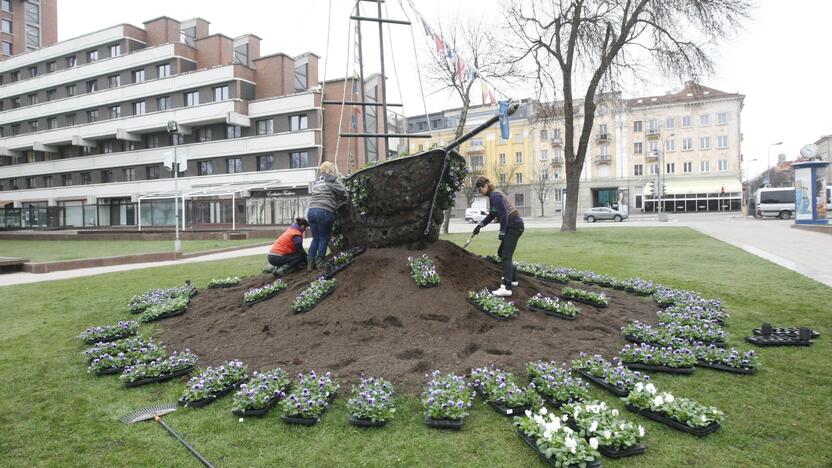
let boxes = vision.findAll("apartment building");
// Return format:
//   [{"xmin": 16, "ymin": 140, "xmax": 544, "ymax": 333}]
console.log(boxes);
[
  {"xmin": 0, "ymin": 16, "xmax": 327, "ymax": 229},
  {"xmin": 815, "ymin": 134, "xmax": 832, "ymax": 181},
  {"xmin": 1, "ymin": 0, "xmax": 57, "ymax": 59}
]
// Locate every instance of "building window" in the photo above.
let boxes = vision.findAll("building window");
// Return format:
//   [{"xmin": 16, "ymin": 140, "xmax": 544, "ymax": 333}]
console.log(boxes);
[
  {"xmin": 294, "ymin": 62, "xmax": 308, "ymax": 91},
  {"xmin": 47, "ymin": 118, "xmax": 57, "ymax": 130},
  {"xmin": 109, "ymin": 44, "xmax": 121, "ymax": 57},
  {"xmin": 28, "ymin": 93, "xmax": 38, "ymax": 105},
  {"xmin": 46, "ymin": 61, "xmax": 56, "ymax": 73},
  {"xmin": 171, "ymin": 133, "xmax": 184, "ymax": 145},
  {"xmin": 599, "ymin": 123, "xmax": 608, "ymax": 135},
  {"xmin": 701, "ymin": 160, "xmax": 711, "ymax": 173},
  {"xmin": 132, "ymin": 101, "xmax": 146, "ymax": 115},
  {"xmin": 11, "ymin": 124, "xmax": 20, "ymax": 136},
  {"xmin": 647, "ymin": 119, "xmax": 658, "ymax": 132},
  {"xmin": 157, "ymin": 63, "xmax": 171, "ymax": 78},
  {"xmin": 122, "ymin": 168, "xmax": 135, "ymax": 181},
  {"xmin": 81, "ymin": 172, "xmax": 92, "ymax": 185},
  {"xmin": 515, "ymin": 193, "xmax": 525, "ymax": 206},
  {"xmin": 29, "ymin": 121, "xmax": 38, "ymax": 132},
  {"xmin": 25, "ymin": 177, "xmax": 35, "ymax": 189},
  {"xmin": 718, "ymin": 159, "xmax": 728, "ymax": 172},
  {"xmin": 86, "ymin": 79, "xmax": 97, "ymax": 93},
  {"xmin": 633, "ymin": 164, "xmax": 643, "ymax": 176},
  {"xmin": 82, "ymin": 146, "xmax": 93, "ymax": 155},
  {"xmin": 182, "ymin": 91, "xmax": 198, "ymax": 107},
  {"xmin": 87, "ymin": 110, "xmax": 99, "ymax": 123},
  {"xmin": 197, "ymin": 161, "xmax": 213, "ymax": 176},
  {"xmin": 100, "ymin": 170, "xmax": 113, "ymax": 183},
  {"xmin": 10, "ymin": 71, "xmax": 19, "ymax": 83},
  {"xmin": 699, "ymin": 114, "xmax": 710, "ymax": 126},
  {"xmin": 539, "ymin": 150, "xmax": 548, "ymax": 161},
  {"xmin": 132, "ymin": 69, "xmax": 145, "ymax": 83},
  {"xmin": 108, "ymin": 75, "xmax": 120, "ymax": 88},
  {"xmin": 146, "ymin": 166, "xmax": 160, "ymax": 180},
  {"xmin": 666, "ymin": 162, "xmax": 675, "ymax": 174},
  {"xmin": 11, "ymin": 96, "xmax": 20, "ymax": 108},
  {"xmin": 683, "ymin": 161, "xmax": 693, "ymax": 173},
  {"xmin": 102, "ymin": 142, "xmax": 115, "ymax": 154},
  {"xmin": 499, "ymin": 153, "xmax": 506, "ymax": 165},
  {"xmin": 87, "ymin": 50, "xmax": 98, "ymax": 62},
  {"xmin": 0, "ymin": 0, "xmax": 8, "ymax": 11},
  {"xmin": 470, "ymin": 155, "xmax": 484, "ymax": 170},
  {"xmin": 717, "ymin": 112, "xmax": 728, "ymax": 125},
  {"xmin": 155, "ymin": 96, "xmax": 172, "ymax": 111},
  {"xmin": 633, "ymin": 121, "xmax": 642, "ymax": 132},
  {"xmin": 516, "ymin": 172, "xmax": 523, "ymax": 184},
  {"xmin": 256, "ymin": 119, "xmax": 274, "ymax": 135},
  {"xmin": 66, "ymin": 113, "xmax": 76, "ymax": 126},
  {"xmin": 499, "ymin": 174, "xmax": 506, "ymax": 185},
  {"xmin": 540, "ymin": 129, "xmax": 548, "ymax": 140},
  {"xmin": 290, "ymin": 114, "xmax": 308, "ymax": 131},
  {"xmin": 144, "ymin": 135, "xmax": 160, "ymax": 148},
  {"xmin": 0, "ymin": 41, "xmax": 8, "ymax": 55},
  {"xmin": 213, "ymin": 85, "xmax": 229, "ymax": 101},
  {"xmin": 108, "ymin": 105, "xmax": 121, "ymax": 119},
  {"xmin": 290, "ymin": 151, "xmax": 309, "ymax": 168},
  {"xmin": 226, "ymin": 125, "xmax": 241, "ymax": 139},
  {"xmin": 226, "ymin": 158, "xmax": 243, "ymax": 173},
  {"xmin": 65, "ymin": 84, "xmax": 76, "ymax": 97},
  {"xmin": 647, "ymin": 141, "xmax": 658, "ymax": 154},
  {"xmin": 646, "ymin": 163, "xmax": 658, "ymax": 175},
  {"xmin": 700, "ymin": 137, "xmax": 710, "ymax": 150},
  {"xmin": 717, "ymin": 135, "xmax": 728, "ymax": 149},
  {"xmin": 666, "ymin": 139, "xmax": 675, "ymax": 152},
  {"xmin": 515, "ymin": 152, "xmax": 523, "ymax": 164},
  {"xmin": 66, "ymin": 56, "xmax": 77, "ymax": 68},
  {"xmin": 0, "ymin": 19, "xmax": 10, "ymax": 33},
  {"xmin": 681, "ymin": 115, "xmax": 691, "ymax": 128},
  {"xmin": 62, "ymin": 174, "xmax": 73, "ymax": 186},
  {"xmin": 28, "ymin": 66, "xmax": 37, "ymax": 78},
  {"xmin": 665, "ymin": 117, "xmax": 675, "ymax": 129},
  {"xmin": 682, "ymin": 137, "xmax": 692, "ymax": 151},
  {"xmin": 257, "ymin": 155, "xmax": 274, "ymax": 171},
  {"xmin": 46, "ymin": 89, "xmax": 56, "ymax": 101},
  {"xmin": 196, "ymin": 128, "xmax": 213, "ymax": 142},
  {"xmin": 634, "ymin": 142, "xmax": 643, "ymax": 154},
  {"xmin": 553, "ymin": 128, "xmax": 562, "ymax": 139}
]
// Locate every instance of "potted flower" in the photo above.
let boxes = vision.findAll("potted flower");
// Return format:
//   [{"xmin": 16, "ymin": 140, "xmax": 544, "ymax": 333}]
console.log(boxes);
[
  {"xmin": 178, "ymin": 360, "xmax": 249, "ymax": 408},
  {"xmin": 621, "ymin": 321, "xmax": 677, "ymax": 347},
  {"xmin": 127, "ymin": 285, "xmax": 193, "ymax": 313},
  {"xmin": 407, "ymin": 255, "xmax": 441, "ymax": 288},
  {"xmin": 84, "ymin": 336, "xmax": 153, "ymax": 362},
  {"xmin": 623, "ymin": 382, "xmax": 723, "ymax": 436},
  {"xmin": 421, "ymin": 371, "xmax": 474, "ymax": 430},
  {"xmin": 693, "ymin": 344, "xmax": 758, "ymax": 374},
  {"xmin": 243, "ymin": 279, "xmax": 287, "ymax": 306},
  {"xmin": 87, "ymin": 339, "xmax": 166, "ymax": 376},
  {"xmin": 560, "ymin": 287, "xmax": 609, "ymax": 308},
  {"xmin": 561, "ymin": 400, "xmax": 646, "ymax": 458},
  {"xmin": 470, "ymin": 366, "xmax": 542, "ymax": 416},
  {"xmin": 467, "ymin": 289, "xmax": 518, "ymax": 320},
  {"xmin": 120, "ymin": 350, "xmax": 198, "ymax": 387},
  {"xmin": 514, "ymin": 407, "xmax": 601, "ymax": 467},
  {"xmin": 534, "ymin": 266, "xmax": 570, "ymax": 284},
  {"xmin": 326, "ymin": 251, "xmax": 355, "ymax": 275},
  {"xmin": 570, "ymin": 353, "xmax": 650, "ymax": 397},
  {"xmin": 619, "ymin": 343, "xmax": 696, "ymax": 374},
  {"xmin": 666, "ymin": 303, "xmax": 729, "ymax": 323},
  {"xmin": 292, "ymin": 278, "xmax": 337, "ymax": 313},
  {"xmin": 208, "ymin": 276, "xmax": 241, "ymax": 288},
  {"xmin": 80, "ymin": 320, "xmax": 139, "ymax": 344},
  {"xmin": 279, "ymin": 388, "xmax": 330, "ymax": 425},
  {"xmin": 140, "ymin": 295, "xmax": 190, "ymax": 323},
  {"xmin": 527, "ymin": 361, "xmax": 589, "ymax": 407},
  {"xmin": 527, "ymin": 293, "xmax": 579, "ymax": 320},
  {"xmin": 347, "ymin": 376, "xmax": 396, "ymax": 427},
  {"xmin": 483, "ymin": 254, "xmax": 502, "ymax": 265},
  {"xmin": 296, "ymin": 370, "xmax": 340, "ymax": 404},
  {"xmin": 232, "ymin": 368, "xmax": 291, "ymax": 417}
]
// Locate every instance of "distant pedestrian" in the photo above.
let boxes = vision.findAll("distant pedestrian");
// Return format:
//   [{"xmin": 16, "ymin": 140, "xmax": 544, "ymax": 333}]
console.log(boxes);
[
  {"xmin": 306, "ymin": 162, "xmax": 348, "ymax": 270},
  {"xmin": 268, "ymin": 218, "xmax": 309, "ymax": 276}
]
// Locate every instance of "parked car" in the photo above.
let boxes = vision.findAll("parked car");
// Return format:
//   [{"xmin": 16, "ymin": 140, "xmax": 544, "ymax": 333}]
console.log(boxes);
[
  {"xmin": 755, "ymin": 187, "xmax": 794, "ymax": 219},
  {"xmin": 583, "ymin": 206, "xmax": 627, "ymax": 222},
  {"xmin": 465, "ymin": 208, "xmax": 489, "ymax": 224}
]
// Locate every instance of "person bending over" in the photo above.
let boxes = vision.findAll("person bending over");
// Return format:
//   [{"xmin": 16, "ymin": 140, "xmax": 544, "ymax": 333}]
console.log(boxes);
[
  {"xmin": 473, "ymin": 176, "xmax": 525, "ymax": 297},
  {"xmin": 268, "ymin": 218, "xmax": 309, "ymax": 276}
]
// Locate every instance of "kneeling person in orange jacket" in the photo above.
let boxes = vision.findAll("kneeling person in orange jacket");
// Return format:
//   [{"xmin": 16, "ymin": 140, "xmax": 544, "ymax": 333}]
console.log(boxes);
[{"xmin": 268, "ymin": 217, "xmax": 309, "ymax": 276}]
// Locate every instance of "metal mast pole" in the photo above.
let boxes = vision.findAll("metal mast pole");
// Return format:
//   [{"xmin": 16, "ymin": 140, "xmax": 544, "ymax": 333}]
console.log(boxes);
[
  {"xmin": 355, "ymin": 3, "xmax": 371, "ymax": 163},
  {"xmin": 173, "ymin": 134, "xmax": 181, "ymax": 252},
  {"xmin": 376, "ymin": 0, "xmax": 390, "ymax": 160}
]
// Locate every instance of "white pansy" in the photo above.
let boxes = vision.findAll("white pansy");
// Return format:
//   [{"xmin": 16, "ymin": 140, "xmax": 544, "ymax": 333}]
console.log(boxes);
[
  {"xmin": 653, "ymin": 395, "xmax": 664, "ymax": 406},
  {"xmin": 562, "ymin": 414, "xmax": 569, "ymax": 422},
  {"xmin": 525, "ymin": 409, "xmax": 532, "ymax": 417},
  {"xmin": 603, "ymin": 429, "xmax": 612, "ymax": 439},
  {"xmin": 665, "ymin": 393, "xmax": 675, "ymax": 403},
  {"xmin": 611, "ymin": 409, "xmax": 619, "ymax": 416},
  {"xmin": 570, "ymin": 446, "xmax": 576, "ymax": 454},
  {"xmin": 645, "ymin": 383, "xmax": 657, "ymax": 394},
  {"xmin": 638, "ymin": 425, "xmax": 645, "ymax": 437},
  {"xmin": 589, "ymin": 421, "xmax": 598, "ymax": 432},
  {"xmin": 589, "ymin": 437, "xmax": 599, "ymax": 449},
  {"xmin": 540, "ymin": 407, "xmax": 548, "ymax": 415},
  {"xmin": 634, "ymin": 382, "xmax": 644, "ymax": 392},
  {"xmin": 564, "ymin": 437, "xmax": 577, "ymax": 449}
]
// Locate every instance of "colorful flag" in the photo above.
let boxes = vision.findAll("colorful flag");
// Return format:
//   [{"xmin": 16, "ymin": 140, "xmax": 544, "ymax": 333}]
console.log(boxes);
[
  {"xmin": 499, "ymin": 101, "xmax": 510, "ymax": 139},
  {"xmin": 434, "ymin": 34, "xmax": 445, "ymax": 55}
]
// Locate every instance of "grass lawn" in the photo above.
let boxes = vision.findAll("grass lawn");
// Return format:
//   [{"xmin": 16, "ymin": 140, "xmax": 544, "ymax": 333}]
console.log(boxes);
[
  {"xmin": 0, "ymin": 227, "xmax": 829, "ymax": 467},
  {"xmin": 0, "ymin": 238, "xmax": 269, "ymax": 262}
]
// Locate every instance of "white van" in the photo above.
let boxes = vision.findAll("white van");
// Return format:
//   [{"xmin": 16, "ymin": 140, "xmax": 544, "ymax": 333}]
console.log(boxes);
[
  {"xmin": 755, "ymin": 187, "xmax": 795, "ymax": 219},
  {"xmin": 465, "ymin": 208, "xmax": 489, "ymax": 224}
]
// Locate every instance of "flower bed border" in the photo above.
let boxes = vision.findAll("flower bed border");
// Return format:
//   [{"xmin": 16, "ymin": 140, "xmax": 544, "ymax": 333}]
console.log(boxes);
[
  {"xmin": 528, "ymin": 305, "xmax": 577, "ymax": 321},
  {"xmin": 622, "ymin": 362, "xmax": 694, "ymax": 375},
  {"xmin": 124, "ymin": 366, "xmax": 194, "ymax": 388},
  {"xmin": 467, "ymin": 298, "xmax": 514, "ymax": 321},
  {"xmin": 575, "ymin": 369, "xmax": 629, "ymax": 397},
  {"xmin": 695, "ymin": 360, "xmax": 756, "ymax": 375},
  {"xmin": 516, "ymin": 430, "xmax": 602, "ymax": 468},
  {"xmin": 178, "ymin": 378, "xmax": 248, "ymax": 408},
  {"xmin": 624, "ymin": 404, "xmax": 720, "ymax": 437},
  {"xmin": 232, "ymin": 393, "xmax": 282, "ymax": 418},
  {"xmin": 349, "ymin": 415, "xmax": 387, "ymax": 428},
  {"xmin": 486, "ymin": 400, "xmax": 530, "ymax": 417},
  {"xmin": 424, "ymin": 416, "xmax": 463, "ymax": 430},
  {"xmin": 293, "ymin": 287, "xmax": 336, "ymax": 314}
]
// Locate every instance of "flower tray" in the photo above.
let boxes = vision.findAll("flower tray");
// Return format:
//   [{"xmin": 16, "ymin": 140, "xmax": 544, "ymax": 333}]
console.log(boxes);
[
  {"xmin": 208, "ymin": 283, "xmax": 239, "ymax": 289},
  {"xmin": 143, "ymin": 307, "xmax": 187, "ymax": 322},
  {"xmin": 575, "ymin": 369, "xmax": 629, "ymax": 397},
  {"xmin": 528, "ymin": 305, "xmax": 577, "ymax": 321},
  {"xmin": 624, "ymin": 335, "xmax": 725, "ymax": 349},
  {"xmin": 349, "ymin": 415, "xmax": 387, "ymax": 427},
  {"xmin": 625, "ymin": 404, "xmax": 720, "ymax": 437},
  {"xmin": 232, "ymin": 394, "xmax": 282, "ymax": 418},
  {"xmin": 752, "ymin": 327, "xmax": 819, "ymax": 339},
  {"xmin": 293, "ymin": 287, "xmax": 336, "ymax": 314},
  {"xmin": 541, "ymin": 396, "xmax": 574, "ymax": 409},
  {"xmin": 516, "ymin": 430, "xmax": 602, "ymax": 468},
  {"xmin": 560, "ymin": 296, "xmax": 608, "ymax": 308},
  {"xmin": 599, "ymin": 444, "xmax": 646, "ymax": 459},
  {"xmin": 323, "ymin": 259, "xmax": 354, "ymax": 279},
  {"xmin": 244, "ymin": 291, "xmax": 279, "ymax": 307},
  {"xmin": 124, "ymin": 366, "xmax": 194, "ymax": 388},
  {"xmin": 538, "ymin": 277, "xmax": 569, "ymax": 285},
  {"xmin": 486, "ymin": 400, "xmax": 530, "ymax": 416},
  {"xmin": 178, "ymin": 378, "xmax": 248, "ymax": 408},
  {"xmin": 744, "ymin": 335, "xmax": 813, "ymax": 347},
  {"xmin": 417, "ymin": 282, "xmax": 439, "ymax": 289},
  {"xmin": 695, "ymin": 360, "xmax": 756, "ymax": 375},
  {"xmin": 467, "ymin": 299, "xmax": 514, "ymax": 321},
  {"xmin": 424, "ymin": 416, "xmax": 463, "ymax": 430},
  {"xmin": 482, "ymin": 256, "xmax": 502, "ymax": 265},
  {"xmin": 281, "ymin": 415, "xmax": 319, "ymax": 426},
  {"xmin": 83, "ymin": 331, "xmax": 136, "ymax": 345},
  {"xmin": 95, "ymin": 366, "xmax": 124, "ymax": 376},
  {"xmin": 622, "ymin": 362, "xmax": 694, "ymax": 375},
  {"xmin": 346, "ymin": 246, "xmax": 367, "ymax": 257}
]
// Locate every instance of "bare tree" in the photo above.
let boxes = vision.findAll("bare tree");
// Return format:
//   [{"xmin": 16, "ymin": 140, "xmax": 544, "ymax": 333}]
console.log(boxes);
[
  {"xmin": 505, "ymin": 0, "xmax": 752, "ymax": 231},
  {"xmin": 462, "ymin": 165, "xmax": 486, "ymax": 209},
  {"xmin": 421, "ymin": 14, "xmax": 519, "ymax": 233},
  {"xmin": 491, "ymin": 160, "xmax": 521, "ymax": 195},
  {"xmin": 530, "ymin": 160, "xmax": 556, "ymax": 216}
]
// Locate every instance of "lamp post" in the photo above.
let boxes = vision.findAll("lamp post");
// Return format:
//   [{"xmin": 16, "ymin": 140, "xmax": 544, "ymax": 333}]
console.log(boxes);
[
  {"xmin": 766, "ymin": 141, "xmax": 783, "ymax": 187},
  {"xmin": 745, "ymin": 157, "xmax": 758, "ymax": 214},
  {"xmin": 652, "ymin": 132, "xmax": 675, "ymax": 222},
  {"xmin": 167, "ymin": 121, "xmax": 182, "ymax": 253}
]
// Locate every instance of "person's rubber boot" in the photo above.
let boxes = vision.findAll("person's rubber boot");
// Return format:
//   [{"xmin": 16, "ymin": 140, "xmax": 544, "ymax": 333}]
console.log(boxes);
[
  {"xmin": 315, "ymin": 256, "xmax": 327, "ymax": 270},
  {"xmin": 307, "ymin": 255, "xmax": 316, "ymax": 272},
  {"xmin": 273, "ymin": 264, "xmax": 291, "ymax": 277},
  {"xmin": 492, "ymin": 285, "xmax": 513, "ymax": 297}
]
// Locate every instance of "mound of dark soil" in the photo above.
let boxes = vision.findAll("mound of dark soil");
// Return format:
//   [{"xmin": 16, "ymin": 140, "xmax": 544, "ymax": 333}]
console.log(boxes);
[{"xmin": 160, "ymin": 241, "xmax": 659, "ymax": 393}]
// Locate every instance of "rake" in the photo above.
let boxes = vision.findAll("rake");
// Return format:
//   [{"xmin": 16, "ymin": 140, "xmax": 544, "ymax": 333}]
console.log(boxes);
[{"xmin": 120, "ymin": 404, "xmax": 215, "ymax": 468}]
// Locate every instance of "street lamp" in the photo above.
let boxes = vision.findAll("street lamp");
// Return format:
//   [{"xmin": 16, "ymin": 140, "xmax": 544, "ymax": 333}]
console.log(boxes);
[
  {"xmin": 744, "ymin": 157, "xmax": 757, "ymax": 215},
  {"xmin": 766, "ymin": 141, "xmax": 783, "ymax": 187},
  {"xmin": 167, "ymin": 120, "xmax": 182, "ymax": 253}
]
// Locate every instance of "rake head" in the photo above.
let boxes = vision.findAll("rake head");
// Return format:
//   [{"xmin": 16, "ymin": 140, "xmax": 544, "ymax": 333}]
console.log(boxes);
[{"xmin": 120, "ymin": 404, "xmax": 178, "ymax": 424}]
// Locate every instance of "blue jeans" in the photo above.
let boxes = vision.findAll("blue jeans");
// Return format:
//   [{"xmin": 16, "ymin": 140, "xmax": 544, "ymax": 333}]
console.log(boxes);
[
  {"xmin": 497, "ymin": 220, "xmax": 524, "ymax": 289},
  {"xmin": 307, "ymin": 207, "xmax": 335, "ymax": 257}
]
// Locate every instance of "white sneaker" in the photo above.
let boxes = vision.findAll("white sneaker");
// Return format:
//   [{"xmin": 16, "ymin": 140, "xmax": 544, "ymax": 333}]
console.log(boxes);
[
  {"xmin": 501, "ymin": 277, "xmax": 519, "ymax": 287},
  {"xmin": 492, "ymin": 285, "xmax": 513, "ymax": 297}
]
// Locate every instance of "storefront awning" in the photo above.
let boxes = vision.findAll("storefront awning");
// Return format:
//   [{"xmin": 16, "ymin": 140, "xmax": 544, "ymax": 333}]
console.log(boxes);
[{"xmin": 643, "ymin": 178, "xmax": 741, "ymax": 196}]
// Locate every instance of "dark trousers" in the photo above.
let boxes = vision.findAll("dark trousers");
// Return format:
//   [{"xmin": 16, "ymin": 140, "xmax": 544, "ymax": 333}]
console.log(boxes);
[
  {"xmin": 307, "ymin": 207, "xmax": 335, "ymax": 257},
  {"xmin": 268, "ymin": 252, "xmax": 306, "ymax": 271},
  {"xmin": 497, "ymin": 221, "xmax": 524, "ymax": 289}
]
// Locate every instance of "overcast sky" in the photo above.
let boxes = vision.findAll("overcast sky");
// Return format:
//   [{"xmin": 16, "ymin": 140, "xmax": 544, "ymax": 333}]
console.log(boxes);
[{"xmin": 58, "ymin": 0, "xmax": 832, "ymax": 178}]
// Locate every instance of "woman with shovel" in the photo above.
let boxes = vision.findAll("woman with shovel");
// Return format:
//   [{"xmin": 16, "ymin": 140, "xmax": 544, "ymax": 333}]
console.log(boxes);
[{"xmin": 471, "ymin": 176, "xmax": 525, "ymax": 297}]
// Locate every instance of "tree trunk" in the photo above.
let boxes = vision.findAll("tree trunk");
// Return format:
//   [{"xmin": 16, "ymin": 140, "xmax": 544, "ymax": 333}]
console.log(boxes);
[
  {"xmin": 540, "ymin": 199, "xmax": 545, "ymax": 217},
  {"xmin": 561, "ymin": 165, "xmax": 581, "ymax": 231},
  {"xmin": 442, "ymin": 207, "xmax": 452, "ymax": 234}
]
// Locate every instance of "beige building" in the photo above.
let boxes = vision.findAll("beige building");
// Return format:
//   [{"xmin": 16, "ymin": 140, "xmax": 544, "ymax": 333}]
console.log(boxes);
[{"xmin": 815, "ymin": 134, "xmax": 832, "ymax": 181}]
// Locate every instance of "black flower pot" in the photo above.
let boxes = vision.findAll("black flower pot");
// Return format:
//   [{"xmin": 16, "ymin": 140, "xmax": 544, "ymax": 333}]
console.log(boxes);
[
  {"xmin": 624, "ymin": 404, "xmax": 720, "ymax": 437},
  {"xmin": 622, "ymin": 362, "xmax": 694, "ymax": 375},
  {"xmin": 123, "ymin": 366, "xmax": 194, "ymax": 388},
  {"xmin": 349, "ymin": 415, "xmax": 387, "ymax": 427},
  {"xmin": 424, "ymin": 416, "xmax": 463, "ymax": 430},
  {"xmin": 281, "ymin": 414, "xmax": 319, "ymax": 426},
  {"xmin": 486, "ymin": 400, "xmax": 529, "ymax": 416},
  {"xmin": 516, "ymin": 430, "xmax": 602, "ymax": 467},
  {"xmin": 575, "ymin": 369, "xmax": 629, "ymax": 397},
  {"xmin": 599, "ymin": 443, "xmax": 646, "ymax": 458},
  {"xmin": 178, "ymin": 378, "xmax": 249, "ymax": 408},
  {"xmin": 232, "ymin": 393, "xmax": 283, "ymax": 418}
]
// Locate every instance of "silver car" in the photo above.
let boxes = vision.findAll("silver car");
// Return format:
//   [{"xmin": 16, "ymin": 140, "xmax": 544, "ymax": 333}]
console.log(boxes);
[{"xmin": 583, "ymin": 207, "xmax": 628, "ymax": 222}]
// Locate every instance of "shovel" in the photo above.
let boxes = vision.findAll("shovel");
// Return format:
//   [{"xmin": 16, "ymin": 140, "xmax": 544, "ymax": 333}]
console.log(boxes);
[{"xmin": 462, "ymin": 233, "xmax": 476, "ymax": 250}]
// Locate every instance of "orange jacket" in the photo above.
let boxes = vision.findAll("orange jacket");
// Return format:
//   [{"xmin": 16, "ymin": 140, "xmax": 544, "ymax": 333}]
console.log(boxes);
[{"xmin": 270, "ymin": 225, "xmax": 304, "ymax": 255}]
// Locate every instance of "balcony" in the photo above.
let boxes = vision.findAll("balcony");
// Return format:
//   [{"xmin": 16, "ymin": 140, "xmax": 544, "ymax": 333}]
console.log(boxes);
[
  {"xmin": 595, "ymin": 155, "xmax": 611, "ymax": 164},
  {"xmin": 0, "ymin": 25, "xmax": 127, "ymax": 73},
  {"xmin": 550, "ymin": 137, "xmax": 563, "ymax": 147},
  {"xmin": 551, "ymin": 157, "xmax": 564, "ymax": 166},
  {"xmin": 646, "ymin": 129, "xmax": 660, "ymax": 139},
  {"xmin": 645, "ymin": 151, "xmax": 659, "ymax": 160},
  {"xmin": 596, "ymin": 133, "xmax": 610, "ymax": 142}
]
